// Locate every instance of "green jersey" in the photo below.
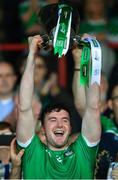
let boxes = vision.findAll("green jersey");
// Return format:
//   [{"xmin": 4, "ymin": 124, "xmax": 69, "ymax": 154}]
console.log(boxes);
[
  {"xmin": 101, "ymin": 115, "xmax": 118, "ymax": 135},
  {"xmin": 19, "ymin": 1, "xmax": 47, "ymax": 30},
  {"xmin": 79, "ymin": 20, "xmax": 107, "ymax": 35},
  {"xmin": 20, "ymin": 134, "xmax": 97, "ymax": 179},
  {"xmin": 94, "ymin": 116, "xmax": 118, "ymax": 179}
]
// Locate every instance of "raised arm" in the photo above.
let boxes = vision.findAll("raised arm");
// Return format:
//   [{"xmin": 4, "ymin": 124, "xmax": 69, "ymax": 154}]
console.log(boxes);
[
  {"xmin": 72, "ymin": 47, "xmax": 86, "ymax": 117},
  {"xmin": 16, "ymin": 35, "xmax": 43, "ymax": 143},
  {"xmin": 82, "ymin": 83, "xmax": 101, "ymax": 143},
  {"xmin": 72, "ymin": 37, "xmax": 101, "ymax": 143}
]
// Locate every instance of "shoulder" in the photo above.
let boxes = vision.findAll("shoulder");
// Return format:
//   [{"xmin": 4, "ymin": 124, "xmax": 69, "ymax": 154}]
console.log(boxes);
[
  {"xmin": 17, "ymin": 134, "xmax": 44, "ymax": 149},
  {"xmin": 101, "ymin": 115, "xmax": 118, "ymax": 134},
  {"xmin": 73, "ymin": 133, "xmax": 99, "ymax": 148}
]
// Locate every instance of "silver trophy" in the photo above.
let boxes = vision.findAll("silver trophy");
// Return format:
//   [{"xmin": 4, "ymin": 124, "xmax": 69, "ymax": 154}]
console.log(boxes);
[{"xmin": 38, "ymin": 0, "xmax": 82, "ymax": 53}]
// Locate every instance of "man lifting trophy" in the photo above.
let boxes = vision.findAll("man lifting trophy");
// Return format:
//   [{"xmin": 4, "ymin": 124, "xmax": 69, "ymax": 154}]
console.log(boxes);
[{"xmin": 14, "ymin": 0, "xmax": 102, "ymax": 179}]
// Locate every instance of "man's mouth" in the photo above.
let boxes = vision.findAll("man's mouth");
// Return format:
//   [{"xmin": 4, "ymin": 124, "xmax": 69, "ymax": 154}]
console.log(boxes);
[{"xmin": 54, "ymin": 129, "xmax": 64, "ymax": 137}]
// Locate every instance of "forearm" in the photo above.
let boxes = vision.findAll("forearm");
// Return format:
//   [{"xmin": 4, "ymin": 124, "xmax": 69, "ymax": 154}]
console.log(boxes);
[
  {"xmin": 9, "ymin": 165, "xmax": 21, "ymax": 179},
  {"xmin": 17, "ymin": 35, "xmax": 43, "ymax": 142},
  {"xmin": 17, "ymin": 53, "xmax": 36, "ymax": 142},
  {"xmin": 72, "ymin": 47, "xmax": 86, "ymax": 117},
  {"xmin": 20, "ymin": 53, "xmax": 35, "ymax": 111},
  {"xmin": 82, "ymin": 84, "xmax": 101, "ymax": 142},
  {"xmin": 72, "ymin": 70, "xmax": 86, "ymax": 117}
]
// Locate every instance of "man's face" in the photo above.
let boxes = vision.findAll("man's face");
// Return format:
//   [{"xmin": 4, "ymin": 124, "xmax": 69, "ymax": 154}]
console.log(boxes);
[
  {"xmin": 86, "ymin": 0, "xmax": 104, "ymax": 15},
  {"xmin": 0, "ymin": 63, "xmax": 16, "ymax": 98},
  {"xmin": 43, "ymin": 109, "xmax": 71, "ymax": 150},
  {"xmin": 111, "ymin": 85, "xmax": 118, "ymax": 123}
]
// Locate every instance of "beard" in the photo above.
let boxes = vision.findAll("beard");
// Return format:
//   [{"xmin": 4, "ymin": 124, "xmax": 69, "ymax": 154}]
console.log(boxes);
[{"xmin": 46, "ymin": 133, "xmax": 70, "ymax": 150}]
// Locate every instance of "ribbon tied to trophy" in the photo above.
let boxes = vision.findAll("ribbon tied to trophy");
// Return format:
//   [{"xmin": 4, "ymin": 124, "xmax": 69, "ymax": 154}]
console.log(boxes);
[{"xmin": 38, "ymin": 0, "xmax": 102, "ymax": 85}]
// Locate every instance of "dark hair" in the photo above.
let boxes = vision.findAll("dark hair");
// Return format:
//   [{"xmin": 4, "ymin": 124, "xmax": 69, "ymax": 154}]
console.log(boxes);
[
  {"xmin": 0, "ymin": 59, "xmax": 15, "ymax": 74},
  {"xmin": 0, "ymin": 122, "xmax": 12, "ymax": 132},
  {"xmin": 40, "ymin": 103, "xmax": 72, "ymax": 126}
]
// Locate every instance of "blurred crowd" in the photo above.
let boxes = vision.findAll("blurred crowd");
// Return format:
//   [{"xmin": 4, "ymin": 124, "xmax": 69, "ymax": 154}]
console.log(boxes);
[{"xmin": 0, "ymin": 0, "xmax": 118, "ymax": 179}]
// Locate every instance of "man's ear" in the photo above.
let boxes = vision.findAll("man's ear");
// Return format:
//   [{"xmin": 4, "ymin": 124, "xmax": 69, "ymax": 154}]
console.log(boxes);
[
  {"xmin": 39, "ymin": 126, "xmax": 47, "ymax": 145},
  {"xmin": 41, "ymin": 126, "xmax": 45, "ymax": 134},
  {"xmin": 108, "ymin": 99, "xmax": 113, "ymax": 110}
]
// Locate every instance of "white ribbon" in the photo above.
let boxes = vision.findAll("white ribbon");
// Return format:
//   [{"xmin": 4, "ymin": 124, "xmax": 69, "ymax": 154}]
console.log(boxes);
[
  {"xmin": 53, "ymin": 9, "xmax": 61, "ymax": 47},
  {"xmin": 53, "ymin": 8, "xmax": 72, "ymax": 57},
  {"xmin": 84, "ymin": 38, "xmax": 102, "ymax": 85}
]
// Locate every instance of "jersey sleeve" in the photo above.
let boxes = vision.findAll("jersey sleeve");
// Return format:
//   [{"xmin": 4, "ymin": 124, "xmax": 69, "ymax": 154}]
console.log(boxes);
[
  {"xmin": 17, "ymin": 134, "xmax": 44, "ymax": 152},
  {"xmin": 72, "ymin": 134, "xmax": 98, "ymax": 178},
  {"xmin": 101, "ymin": 115, "xmax": 116, "ymax": 132},
  {"xmin": 74, "ymin": 134, "xmax": 98, "ymax": 165}
]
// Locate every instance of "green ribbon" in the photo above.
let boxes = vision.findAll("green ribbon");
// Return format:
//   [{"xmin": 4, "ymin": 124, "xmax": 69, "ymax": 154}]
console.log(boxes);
[
  {"xmin": 54, "ymin": 4, "xmax": 72, "ymax": 57},
  {"xmin": 80, "ymin": 44, "xmax": 91, "ymax": 86}
]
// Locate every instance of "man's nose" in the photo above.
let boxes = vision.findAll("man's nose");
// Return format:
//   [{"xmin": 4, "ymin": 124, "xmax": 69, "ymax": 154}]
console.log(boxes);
[
  {"xmin": 57, "ymin": 120, "xmax": 63, "ymax": 127},
  {"xmin": 1, "ymin": 79, "xmax": 8, "ymax": 86}
]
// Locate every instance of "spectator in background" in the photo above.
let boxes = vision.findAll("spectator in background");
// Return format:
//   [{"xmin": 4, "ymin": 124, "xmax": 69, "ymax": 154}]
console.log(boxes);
[
  {"xmin": 0, "ymin": 122, "xmax": 13, "ymax": 135},
  {"xmin": 99, "ymin": 72, "xmax": 113, "ymax": 119},
  {"xmin": 106, "ymin": 0, "xmax": 116, "ymax": 18},
  {"xmin": 80, "ymin": 0, "xmax": 107, "ymax": 41},
  {"xmin": 17, "ymin": 52, "xmax": 53, "ymax": 106},
  {"xmin": 9, "ymin": 138, "xmax": 24, "ymax": 179},
  {"xmin": 103, "ymin": 61, "xmax": 118, "ymax": 120},
  {"xmin": 0, "ymin": 60, "xmax": 17, "ymax": 131},
  {"xmin": 107, "ymin": 0, "xmax": 118, "ymax": 61},
  {"xmin": 0, "ymin": 59, "xmax": 41, "ymax": 133},
  {"xmin": 18, "ymin": 0, "xmax": 47, "ymax": 42},
  {"xmin": 0, "ymin": 122, "xmax": 15, "ymax": 179},
  {"xmin": 95, "ymin": 82, "xmax": 118, "ymax": 179},
  {"xmin": 79, "ymin": 0, "xmax": 115, "ymax": 79},
  {"xmin": 47, "ymin": 0, "xmax": 58, "ymax": 4}
]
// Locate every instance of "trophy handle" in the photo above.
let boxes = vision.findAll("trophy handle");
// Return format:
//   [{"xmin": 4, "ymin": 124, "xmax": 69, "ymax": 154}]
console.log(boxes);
[{"xmin": 40, "ymin": 33, "xmax": 89, "ymax": 50}]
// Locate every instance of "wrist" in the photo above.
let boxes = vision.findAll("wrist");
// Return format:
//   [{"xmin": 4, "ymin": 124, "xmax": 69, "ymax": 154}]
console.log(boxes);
[
  {"xmin": 74, "ymin": 65, "xmax": 80, "ymax": 69},
  {"xmin": 28, "ymin": 51, "xmax": 35, "ymax": 59},
  {"xmin": 27, "ymin": 53, "xmax": 35, "ymax": 66},
  {"xmin": 74, "ymin": 68, "xmax": 80, "ymax": 71}
]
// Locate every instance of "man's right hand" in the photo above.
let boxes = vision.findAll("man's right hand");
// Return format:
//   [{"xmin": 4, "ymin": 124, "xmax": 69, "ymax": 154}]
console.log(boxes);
[
  {"xmin": 16, "ymin": 35, "xmax": 42, "ymax": 143},
  {"xmin": 28, "ymin": 35, "xmax": 43, "ymax": 57}
]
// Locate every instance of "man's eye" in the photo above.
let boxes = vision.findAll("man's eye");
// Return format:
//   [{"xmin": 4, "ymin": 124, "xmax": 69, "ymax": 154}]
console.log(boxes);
[
  {"xmin": 50, "ymin": 119, "xmax": 56, "ymax": 122},
  {"xmin": 63, "ymin": 119, "xmax": 69, "ymax": 123}
]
